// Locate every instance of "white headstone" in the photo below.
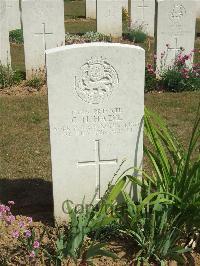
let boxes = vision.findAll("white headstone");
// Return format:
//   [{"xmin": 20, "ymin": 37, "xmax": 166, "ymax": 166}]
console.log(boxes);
[
  {"xmin": 21, "ymin": 0, "xmax": 65, "ymax": 78},
  {"xmin": 86, "ymin": 0, "xmax": 96, "ymax": 19},
  {"xmin": 156, "ymin": 0, "xmax": 196, "ymax": 70},
  {"xmin": 46, "ymin": 43, "xmax": 144, "ymax": 222},
  {"xmin": 6, "ymin": 0, "xmax": 21, "ymax": 30},
  {"xmin": 196, "ymin": 1, "xmax": 200, "ymax": 17},
  {"xmin": 97, "ymin": 0, "xmax": 123, "ymax": 38},
  {"xmin": 0, "ymin": 0, "xmax": 11, "ymax": 65},
  {"xmin": 130, "ymin": 0, "xmax": 155, "ymax": 37}
]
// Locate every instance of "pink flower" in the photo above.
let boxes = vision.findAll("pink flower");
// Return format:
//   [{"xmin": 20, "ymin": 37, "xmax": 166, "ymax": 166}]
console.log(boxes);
[
  {"xmin": 24, "ymin": 230, "xmax": 31, "ymax": 238},
  {"xmin": 27, "ymin": 217, "xmax": 33, "ymax": 224},
  {"xmin": 8, "ymin": 201, "xmax": 15, "ymax": 206},
  {"xmin": 5, "ymin": 206, "xmax": 10, "ymax": 212},
  {"xmin": 33, "ymin": 241, "xmax": 40, "ymax": 249},
  {"xmin": 29, "ymin": 251, "xmax": 35, "ymax": 258},
  {"xmin": 0, "ymin": 204, "xmax": 6, "ymax": 214},
  {"xmin": 12, "ymin": 230, "xmax": 19, "ymax": 239},
  {"xmin": 18, "ymin": 221, "xmax": 25, "ymax": 228},
  {"xmin": 6, "ymin": 215, "xmax": 15, "ymax": 224}
]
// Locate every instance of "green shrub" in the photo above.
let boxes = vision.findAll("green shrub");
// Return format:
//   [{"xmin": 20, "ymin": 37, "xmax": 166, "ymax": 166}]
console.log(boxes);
[
  {"xmin": 113, "ymin": 107, "xmax": 200, "ymax": 265},
  {"xmin": 144, "ymin": 107, "xmax": 200, "ymax": 231},
  {"xmin": 146, "ymin": 49, "xmax": 200, "ymax": 92},
  {"xmin": 0, "ymin": 63, "xmax": 23, "ymax": 89},
  {"xmin": 158, "ymin": 48, "xmax": 200, "ymax": 92},
  {"xmin": 9, "ymin": 29, "xmax": 24, "ymax": 44},
  {"xmin": 121, "ymin": 191, "xmax": 190, "ymax": 265},
  {"xmin": 25, "ymin": 76, "xmax": 45, "ymax": 91},
  {"xmin": 124, "ymin": 26, "xmax": 147, "ymax": 43},
  {"xmin": 145, "ymin": 65, "xmax": 157, "ymax": 92},
  {"xmin": 25, "ymin": 69, "xmax": 45, "ymax": 91}
]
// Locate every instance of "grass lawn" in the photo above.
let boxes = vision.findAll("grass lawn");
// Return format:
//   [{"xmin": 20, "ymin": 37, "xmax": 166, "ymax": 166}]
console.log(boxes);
[{"xmin": 64, "ymin": 0, "xmax": 86, "ymax": 19}]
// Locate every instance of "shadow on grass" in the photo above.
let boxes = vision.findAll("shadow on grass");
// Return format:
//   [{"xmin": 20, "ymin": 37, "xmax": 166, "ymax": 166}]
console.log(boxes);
[{"xmin": 0, "ymin": 178, "xmax": 54, "ymax": 226}]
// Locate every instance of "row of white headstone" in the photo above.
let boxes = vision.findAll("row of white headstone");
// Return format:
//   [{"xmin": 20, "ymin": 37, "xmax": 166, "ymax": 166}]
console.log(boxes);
[
  {"xmin": 0, "ymin": 0, "xmax": 199, "ymax": 79},
  {"xmin": 87, "ymin": 0, "xmax": 200, "ymax": 38},
  {"xmin": 0, "ymin": 0, "xmax": 65, "ymax": 78}
]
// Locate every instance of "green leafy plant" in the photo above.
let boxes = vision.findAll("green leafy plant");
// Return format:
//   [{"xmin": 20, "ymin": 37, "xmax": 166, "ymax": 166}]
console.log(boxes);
[
  {"xmin": 0, "ymin": 63, "xmax": 23, "ymax": 89},
  {"xmin": 120, "ymin": 191, "xmax": 190, "ymax": 265},
  {"xmin": 145, "ymin": 65, "xmax": 157, "ymax": 92},
  {"xmin": 44, "ymin": 200, "xmax": 117, "ymax": 265},
  {"xmin": 9, "ymin": 29, "xmax": 24, "ymax": 44},
  {"xmin": 25, "ymin": 69, "xmax": 45, "ymax": 90},
  {"xmin": 111, "ymin": 106, "xmax": 200, "ymax": 265},
  {"xmin": 124, "ymin": 26, "xmax": 147, "ymax": 43},
  {"xmin": 44, "ymin": 177, "xmax": 127, "ymax": 265},
  {"xmin": 144, "ymin": 106, "xmax": 200, "ymax": 230}
]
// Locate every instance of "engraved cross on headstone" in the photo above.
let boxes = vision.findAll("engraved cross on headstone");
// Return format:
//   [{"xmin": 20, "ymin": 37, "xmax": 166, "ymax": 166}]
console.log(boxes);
[
  {"xmin": 34, "ymin": 22, "xmax": 53, "ymax": 51},
  {"xmin": 77, "ymin": 140, "xmax": 118, "ymax": 200},
  {"xmin": 138, "ymin": 0, "xmax": 149, "ymax": 20},
  {"xmin": 167, "ymin": 37, "xmax": 180, "ymax": 60}
]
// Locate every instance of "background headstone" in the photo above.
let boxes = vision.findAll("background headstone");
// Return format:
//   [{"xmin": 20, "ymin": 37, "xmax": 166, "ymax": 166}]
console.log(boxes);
[
  {"xmin": 196, "ymin": 1, "xmax": 200, "ymax": 17},
  {"xmin": 21, "ymin": 0, "xmax": 65, "ymax": 78},
  {"xmin": 96, "ymin": 0, "xmax": 123, "ymax": 38},
  {"xmin": 86, "ymin": 0, "xmax": 96, "ymax": 19},
  {"xmin": 129, "ymin": 0, "xmax": 155, "ymax": 37},
  {"xmin": 6, "ymin": 0, "xmax": 21, "ymax": 30},
  {"xmin": 46, "ymin": 43, "xmax": 144, "ymax": 222},
  {"xmin": 156, "ymin": 0, "xmax": 196, "ymax": 70},
  {"xmin": 0, "ymin": 0, "xmax": 11, "ymax": 65}
]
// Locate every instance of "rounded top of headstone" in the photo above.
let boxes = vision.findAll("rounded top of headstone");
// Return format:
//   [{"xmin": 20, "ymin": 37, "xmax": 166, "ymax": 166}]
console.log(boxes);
[{"xmin": 45, "ymin": 42, "xmax": 145, "ymax": 55}]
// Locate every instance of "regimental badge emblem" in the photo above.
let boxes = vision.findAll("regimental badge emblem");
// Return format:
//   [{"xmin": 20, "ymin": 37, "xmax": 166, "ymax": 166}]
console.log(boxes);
[
  {"xmin": 169, "ymin": 4, "xmax": 186, "ymax": 24},
  {"xmin": 75, "ymin": 57, "xmax": 119, "ymax": 105}
]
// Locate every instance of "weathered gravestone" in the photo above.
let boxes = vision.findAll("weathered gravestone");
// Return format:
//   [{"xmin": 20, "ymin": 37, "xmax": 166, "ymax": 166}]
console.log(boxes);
[
  {"xmin": 86, "ymin": 0, "xmax": 96, "ymax": 19},
  {"xmin": 21, "ymin": 0, "xmax": 65, "ymax": 79},
  {"xmin": 0, "ymin": 0, "xmax": 11, "ymax": 65},
  {"xmin": 97, "ymin": 0, "xmax": 123, "ymax": 38},
  {"xmin": 86, "ymin": 0, "xmax": 128, "ymax": 21},
  {"xmin": 129, "ymin": 0, "xmax": 155, "ymax": 37},
  {"xmin": 196, "ymin": 1, "xmax": 200, "ymax": 17},
  {"xmin": 156, "ymin": 0, "xmax": 196, "ymax": 70},
  {"xmin": 46, "ymin": 43, "xmax": 144, "ymax": 221},
  {"xmin": 6, "ymin": 0, "xmax": 21, "ymax": 30}
]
